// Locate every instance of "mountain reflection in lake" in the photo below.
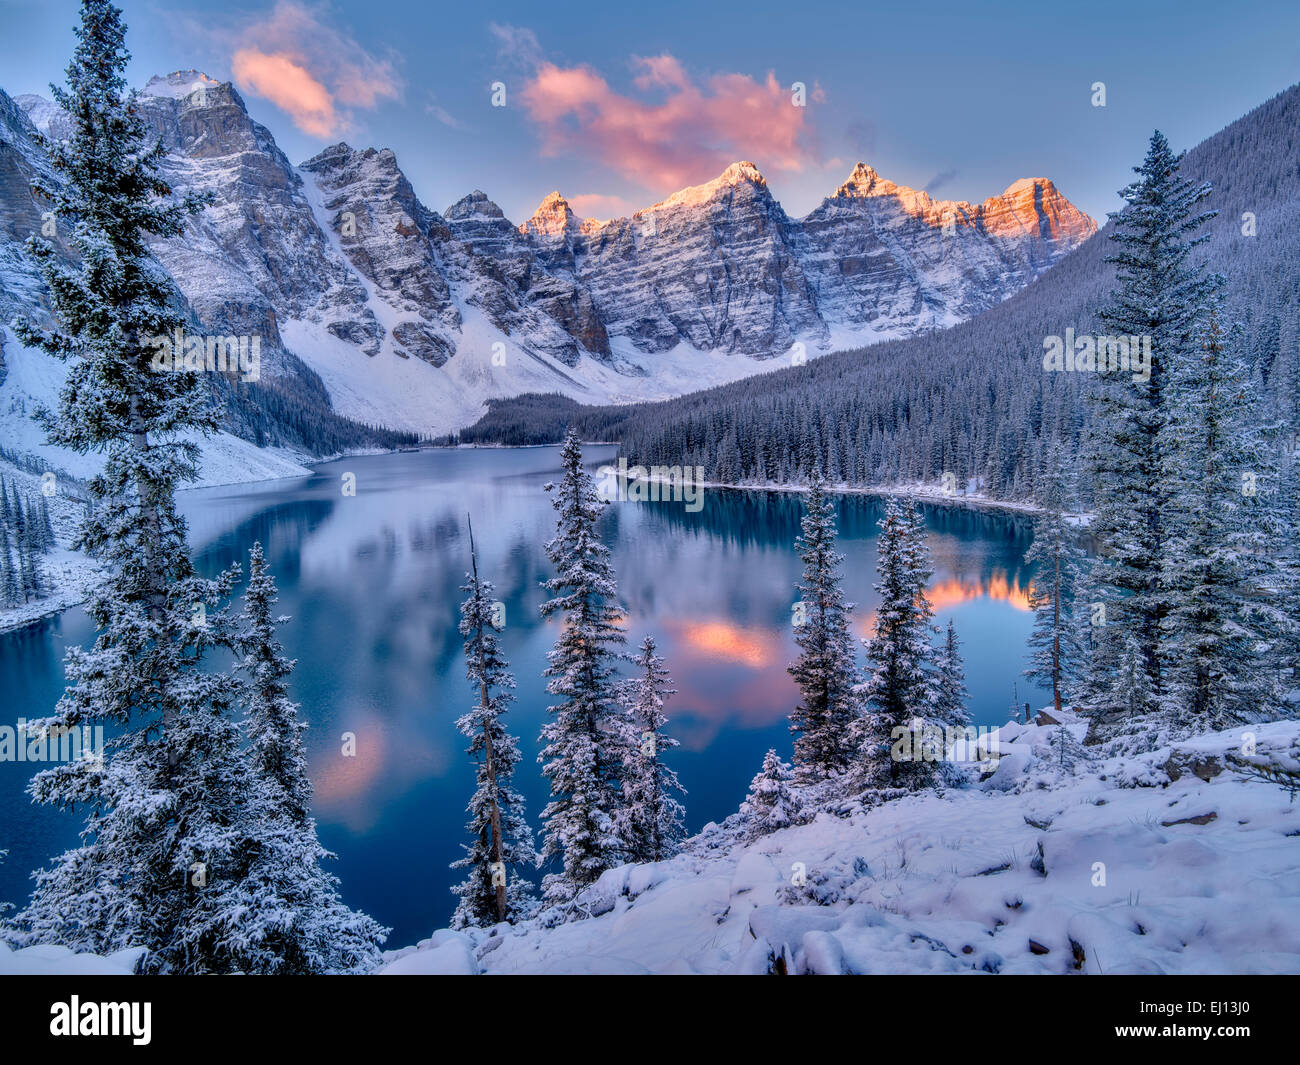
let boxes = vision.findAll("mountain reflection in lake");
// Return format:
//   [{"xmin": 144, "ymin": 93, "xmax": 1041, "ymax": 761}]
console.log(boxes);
[{"xmin": 0, "ymin": 445, "xmax": 1048, "ymax": 947}]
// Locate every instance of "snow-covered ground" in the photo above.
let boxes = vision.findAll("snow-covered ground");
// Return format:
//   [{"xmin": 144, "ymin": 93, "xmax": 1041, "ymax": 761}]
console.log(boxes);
[
  {"xmin": 3, "ymin": 713, "xmax": 1295, "ymax": 975},
  {"xmin": 378, "ymin": 715, "xmax": 1299, "ymax": 975},
  {"xmin": 0, "ymin": 941, "xmax": 144, "ymax": 975}
]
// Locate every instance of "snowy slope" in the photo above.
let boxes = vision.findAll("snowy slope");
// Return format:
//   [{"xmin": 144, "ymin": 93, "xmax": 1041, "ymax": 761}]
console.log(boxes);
[
  {"xmin": 378, "ymin": 717, "xmax": 1300, "ymax": 975},
  {"xmin": 0, "ymin": 329, "xmax": 311, "ymax": 490},
  {"xmin": 5, "ymin": 715, "xmax": 1294, "ymax": 975}
]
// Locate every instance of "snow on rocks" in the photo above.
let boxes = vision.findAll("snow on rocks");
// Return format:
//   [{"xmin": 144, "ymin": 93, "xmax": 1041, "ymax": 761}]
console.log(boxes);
[{"xmin": 375, "ymin": 931, "xmax": 477, "ymax": 975}]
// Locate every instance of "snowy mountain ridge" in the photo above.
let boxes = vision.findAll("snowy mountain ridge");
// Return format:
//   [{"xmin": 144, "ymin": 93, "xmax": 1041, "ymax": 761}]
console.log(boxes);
[{"xmin": 3, "ymin": 71, "xmax": 1095, "ymax": 437}]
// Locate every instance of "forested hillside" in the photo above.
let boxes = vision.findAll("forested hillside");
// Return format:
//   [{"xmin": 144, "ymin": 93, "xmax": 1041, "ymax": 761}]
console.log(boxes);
[{"xmin": 456, "ymin": 84, "xmax": 1300, "ymax": 504}]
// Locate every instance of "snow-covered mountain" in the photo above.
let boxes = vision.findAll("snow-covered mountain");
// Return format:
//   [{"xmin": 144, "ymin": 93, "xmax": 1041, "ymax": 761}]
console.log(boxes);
[
  {"xmin": 0, "ymin": 77, "xmax": 371, "ymax": 489},
  {"xmin": 520, "ymin": 161, "xmax": 1095, "ymax": 355},
  {"xmin": 4, "ymin": 69, "xmax": 1095, "ymax": 438}
]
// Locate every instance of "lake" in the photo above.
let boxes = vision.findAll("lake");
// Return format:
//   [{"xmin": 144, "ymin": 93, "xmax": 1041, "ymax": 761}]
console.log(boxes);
[{"xmin": 0, "ymin": 444, "xmax": 1048, "ymax": 948}]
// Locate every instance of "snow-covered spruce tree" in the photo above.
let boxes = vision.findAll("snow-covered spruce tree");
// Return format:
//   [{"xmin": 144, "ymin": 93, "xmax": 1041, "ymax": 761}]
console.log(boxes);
[
  {"xmin": 740, "ymin": 749, "xmax": 798, "ymax": 839},
  {"xmin": 8, "ymin": 0, "xmax": 252, "ymax": 972},
  {"xmin": 451, "ymin": 525, "xmax": 536, "ymax": 928},
  {"xmin": 1047, "ymin": 724, "xmax": 1090, "ymax": 775},
  {"xmin": 1086, "ymin": 130, "xmax": 1218, "ymax": 727},
  {"xmin": 855, "ymin": 498, "xmax": 939, "ymax": 791},
  {"xmin": 537, "ymin": 429, "xmax": 628, "ymax": 905},
  {"xmin": 1160, "ymin": 311, "xmax": 1290, "ymax": 729},
  {"xmin": 618, "ymin": 635, "xmax": 686, "ymax": 863},
  {"xmin": 0, "ymin": 531, "xmax": 15, "ymax": 606},
  {"xmin": 787, "ymin": 468, "xmax": 860, "ymax": 780},
  {"xmin": 39, "ymin": 496, "xmax": 56, "ymax": 548},
  {"xmin": 213, "ymin": 541, "xmax": 388, "ymax": 973},
  {"xmin": 932, "ymin": 618, "xmax": 971, "ymax": 730},
  {"xmin": 236, "ymin": 543, "xmax": 311, "ymax": 820},
  {"xmin": 1024, "ymin": 453, "xmax": 1086, "ymax": 716},
  {"xmin": 0, "ymin": 850, "xmax": 11, "ymax": 925},
  {"xmin": 1275, "ymin": 445, "xmax": 1300, "ymax": 701}
]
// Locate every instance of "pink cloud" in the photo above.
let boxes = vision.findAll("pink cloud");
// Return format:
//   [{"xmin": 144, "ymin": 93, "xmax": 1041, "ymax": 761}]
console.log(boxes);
[
  {"xmin": 520, "ymin": 53, "xmax": 823, "ymax": 193},
  {"xmin": 232, "ymin": 49, "xmax": 337, "ymax": 138},
  {"xmin": 229, "ymin": 1, "xmax": 401, "ymax": 137}
]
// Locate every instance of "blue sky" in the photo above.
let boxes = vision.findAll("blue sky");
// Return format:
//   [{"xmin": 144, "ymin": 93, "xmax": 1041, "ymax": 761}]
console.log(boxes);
[{"xmin": 1, "ymin": 0, "xmax": 1297, "ymax": 226}]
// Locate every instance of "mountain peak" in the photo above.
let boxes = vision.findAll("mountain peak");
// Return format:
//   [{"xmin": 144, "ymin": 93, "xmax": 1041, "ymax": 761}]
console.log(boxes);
[
  {"xmin": 142, "ymin": 70, "xmax": 222, "ymax": 100},
  {"xmin": 520, "ymin": 190, "xmax": 581, "ymax": 240},
  {"xmin": 650, "ymin": 161, "xmax": 770, "ymax": 214},
  {"xmin": 825, "ymin": 163, "xmax": 1095, "ymax": 241},
  {"xmin": 300, "ymin": 142, "xmax": 360, "ymax": 171},
  {"xmin": 444, "ymin": 189, "xmax": 505, "ymax": 222},
  {"xmin": 985, "ymin": 176, "xmax": 1096, "ymax": 242},
  {"xmin": 835, "ymin": 162, "xmax": 899, "ymax": 200},
  {"xmin": 719, "ymin": 160, "xmax": 766, "ymax": 186}
]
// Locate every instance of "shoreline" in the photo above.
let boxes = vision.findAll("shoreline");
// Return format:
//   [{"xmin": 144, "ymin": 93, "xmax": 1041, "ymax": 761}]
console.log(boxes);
[
  {"xmin": 621, "ymin": 470, "xmax": 1086, "ymax": 521},
  {"xmin": 0, "ymin": 448, "xmax": 1076, "ymax": 637}
]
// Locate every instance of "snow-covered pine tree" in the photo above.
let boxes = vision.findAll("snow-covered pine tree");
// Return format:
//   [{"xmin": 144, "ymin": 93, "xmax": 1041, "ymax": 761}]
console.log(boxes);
[
  {"xmin": 451, "ymin": 521, "xmax": 536, "ymax": 928},
  {"xmin": 1275, "ymin": 444, "xmax": 1300, "ymax": 700},
  {"xmin": 855, "ymin": 498, "xmax": 939, "ymax": 791},
  {"xmin": 1161, "ymin": 310, "xmax": 1289, "ymax": 729},
  {"xmin": 21, "ymin": 511, "xmax": 46, "ymax": 596},
  {"xmin": 1117, "ymin": 634, "xmax": 1153, "ymax": 725},
  {"xmin": 10, "ymin": 0, "xmax": 254, "ymax": 972},
  {"xmin": 1024, "ymin": 452, "xmax": 1086, "ymax": 715},
  {"xmin": 618, "ymin": 635, "xmax": 686, "ymax": 863},
  {"xmin": 0, "ymin": 527, "xmax": 16, "ymax": 606},
  {"xmin": 1086, "ymin": 130, "xmax": 1219, "ymax": 726},
  {"xmin": 39, "ymin": 497, "xmax": 55, "ymax": 550},
  {"xmin": 212, "ymin": 541, "xmax": 388, "ymax": 973},
  {"xmin": 788, "ymin": 468, "xmax": 860, "ymax": 779},
  {"xmin": 740, "ymin": 748, "xmax": 798, "ymax": 838},
  {"xmin": 0, "ymin": 849, "xmax": 10, "ymax": 923},
  {"xmin": 1048, "ymin": 724, "xmax": 1089, "ymax": 774},
  {"xmin": 235, "ymin": 542, "xmax": 311, "ymax": 820},
  {"xmin": 933, "ymin": 618, "xmax": 971, "ymax": 730},
  {"xmin": 537, "ymin": 428, "xmax": 628, "ymax": 904}
]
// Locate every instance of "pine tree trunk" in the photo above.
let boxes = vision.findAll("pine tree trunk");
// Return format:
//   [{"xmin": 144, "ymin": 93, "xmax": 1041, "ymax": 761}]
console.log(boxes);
[{"xmin": 480, "ymin": 675, "xmax": 507, "ymax": 924}]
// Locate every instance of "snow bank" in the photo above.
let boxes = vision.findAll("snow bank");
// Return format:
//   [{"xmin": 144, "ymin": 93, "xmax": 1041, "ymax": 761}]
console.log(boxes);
[
  {"xmin": 0, "ymin": 941, "xmax": 144, "ymax": 975},
  {"xmin": 383, "ymin": 718, "xmax": 1300, "ymax": 975},
  {"xmin": 9, "ymin": 718, "xmax": 1296, "ymax": 975}
]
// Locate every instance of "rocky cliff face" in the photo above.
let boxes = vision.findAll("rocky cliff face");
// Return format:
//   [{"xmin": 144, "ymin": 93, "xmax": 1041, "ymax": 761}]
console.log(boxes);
[
  {"xmin": 798, "ymin": 164, "xmax": 1096, "ymax": 334},
  {"xmin": 524, "ymin": 163, "xmax": 826, "ymax": 357},
  {"xmin": 131, "ymin": 72, "xmax": 370, "ymax": 380},
  {"xmin": 300, "ymin": 142, "xmax": 459, "ymax": 366},
  {"xmin": 6, "ymin": 71, "xmax": 1096, "ymax": 433},
  {"xmin": 441, "ymin": 187, "xmax": 610, "ymax": 366},
  {"xmin": 521, "ymin": 160, "xmax": 1097, "ymax": 355}
]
